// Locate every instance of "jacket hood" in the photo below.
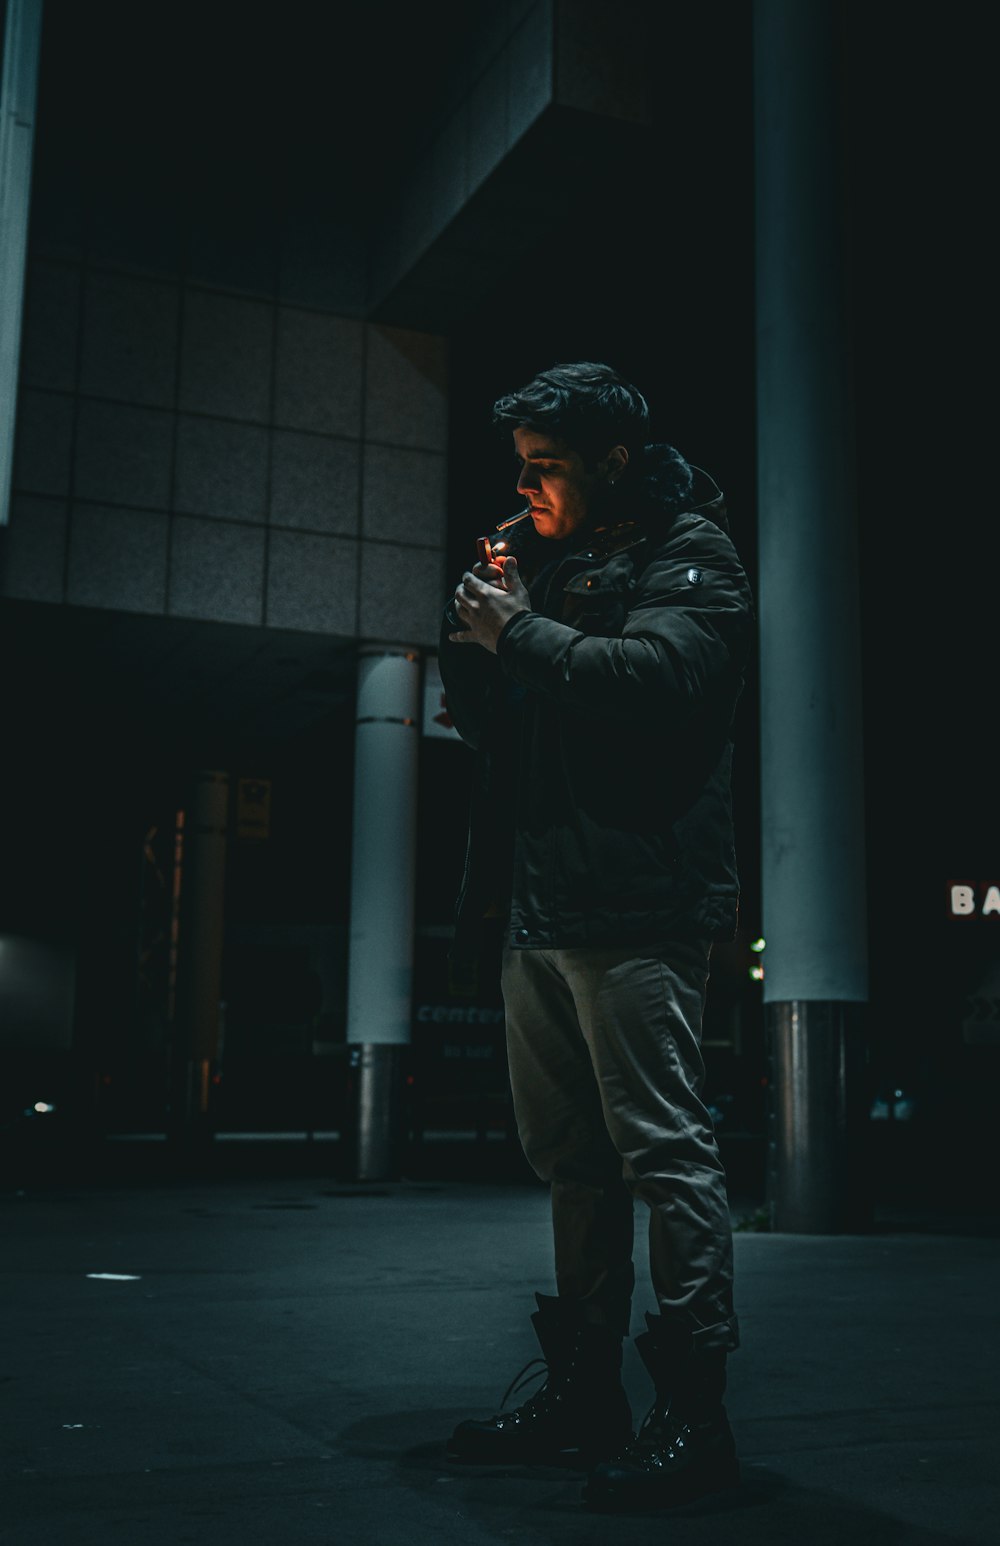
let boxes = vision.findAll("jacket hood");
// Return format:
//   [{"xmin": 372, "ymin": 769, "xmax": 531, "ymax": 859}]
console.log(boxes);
[{"xmin": 632, "ymin": 442, "xmax": 729, "ymax": 534}]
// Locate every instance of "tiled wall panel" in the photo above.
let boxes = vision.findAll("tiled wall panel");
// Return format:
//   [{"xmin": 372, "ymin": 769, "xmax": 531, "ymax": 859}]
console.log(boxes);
[
  {"xmin": 270, "ymin": 433, "xmax": 360, "ymax": 536},
  {"xmin": 362, "ymin": 445, "xmax": 446, "ymax": 547},
  {"xmin": 168, "ymin": 516, "xmax": 266, "ymax": 626},
  {"xmin": 66, "ymin": 505, "xmax": 168, "ymax": 615},
  {"xmin": 2, "ymin": 496, "xmax": 68, "ymax": 604},
  {"xmin": 12, "ymin": 391, "xmax": 75, "ymax": 498},
  {"xmin": 74, "ymin": 401, "xmax": 174, "ymax": 509},
  {"xmin": 358, "ymin": 542, "xmax": 446, "ymax": 645},
  {"xmin": 8, "ymin": 285, "xmax": 449, "ymax": 646},
  {"xmin": 266, "ymin": 531, "xmax": 359, "ymax": 635},
  {"xmin": 174, "ymin": 417, "xmax": 270, "ymax": 523}
]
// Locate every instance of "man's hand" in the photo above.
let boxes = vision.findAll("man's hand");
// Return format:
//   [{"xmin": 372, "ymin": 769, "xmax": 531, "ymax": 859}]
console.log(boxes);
[{"xmin": 448, "ymin": 555, "xmax": 531, "ymax": 652}]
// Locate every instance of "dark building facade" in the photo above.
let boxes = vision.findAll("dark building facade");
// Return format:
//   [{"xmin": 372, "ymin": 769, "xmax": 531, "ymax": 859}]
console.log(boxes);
[{"xmin": 0, "ymin": 1, "xmax": 993, "ymax": 1207}]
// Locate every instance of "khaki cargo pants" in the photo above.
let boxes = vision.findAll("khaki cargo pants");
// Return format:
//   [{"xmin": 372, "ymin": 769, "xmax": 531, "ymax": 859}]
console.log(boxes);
[{"xmin": 502, "ymin": 937, "xmax": 739, "ymax": 1350}]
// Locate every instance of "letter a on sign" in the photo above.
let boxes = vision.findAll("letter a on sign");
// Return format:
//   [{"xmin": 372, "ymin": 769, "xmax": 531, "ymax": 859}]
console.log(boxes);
[
  {"xmin": 950, "ymin": 885, "xmax": 976, "ymax": 915},
  {"xmin": 983, "ymin": 886, "xmax": 1000, "ymax": 916}
]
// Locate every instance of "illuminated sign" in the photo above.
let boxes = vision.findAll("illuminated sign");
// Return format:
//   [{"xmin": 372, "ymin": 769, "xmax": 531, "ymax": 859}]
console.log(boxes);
[
  {"xmin": 948, "ymin": 882, "xmax": 1000, "ymax": 918},
  {"xmin": 415, "ymin": 1004, "xmax": 504, "ymax": 1025}
]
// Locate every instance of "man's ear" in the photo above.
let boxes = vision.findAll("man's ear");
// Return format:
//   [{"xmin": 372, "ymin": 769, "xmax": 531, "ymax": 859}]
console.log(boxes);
[{"xmin": 599, "ymin": 444, "xmax": 629, "ymax": 484}]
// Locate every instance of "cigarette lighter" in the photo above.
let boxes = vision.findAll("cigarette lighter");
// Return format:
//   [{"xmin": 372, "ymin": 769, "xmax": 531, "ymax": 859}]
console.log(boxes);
[
  {"xmin": 475, "ymin": 506, "xmax": 532, "ymax": 566},
  {"xmin": 445, "ymin": 507, "xmax": 533, "ymax": 631}
]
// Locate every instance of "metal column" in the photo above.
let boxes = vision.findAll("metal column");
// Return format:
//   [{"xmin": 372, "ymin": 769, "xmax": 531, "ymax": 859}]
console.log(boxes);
[
  {"xmin": 345, "ymin": 646, "xmax": 421, "ymax": 1180},
  {"xmin": 0, "ymin": 0, "xmax": 43, "ymax": 528},
  {"xmin": 169, "ymin": 770, "xmax": 230, "ymax": 1149},
  {"xmin": 754, "ymin": 0, "xmax": 870, "ymax": 1232}
]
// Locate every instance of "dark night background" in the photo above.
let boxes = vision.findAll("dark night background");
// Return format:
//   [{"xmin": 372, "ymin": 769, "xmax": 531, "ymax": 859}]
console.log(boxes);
[{"xmin": 1, "ymin": 1, "xmax": 995, "ymax": 1208}]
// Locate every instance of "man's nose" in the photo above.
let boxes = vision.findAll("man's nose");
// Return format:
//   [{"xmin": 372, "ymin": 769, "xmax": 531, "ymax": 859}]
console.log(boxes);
[{"xmin": 517, "ymin": 466, "xmax": 539, "ymax": 493}]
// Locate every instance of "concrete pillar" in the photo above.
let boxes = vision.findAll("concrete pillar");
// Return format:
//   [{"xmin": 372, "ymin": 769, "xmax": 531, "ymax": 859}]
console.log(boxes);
[
  {"xmin": 754, "ymin": 0, "xmax": 871, "ymax": 1232},
  {"xmin": 169, "ymin": 771, "xmax": 229, "ymax": 1145},
  {"xmin": 344, "ymin": 646, "xmax": 421, "ymax": 1179},
  {"xmin": 0, "ymin": 0, "xmax": 44, "ymax": 528}
]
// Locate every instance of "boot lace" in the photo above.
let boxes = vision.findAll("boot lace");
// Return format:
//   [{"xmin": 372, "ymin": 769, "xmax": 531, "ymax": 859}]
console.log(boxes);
[
  {"xmin": 609, "ymin": 1399, "xmax": 687, "ymax": 1468},
  {"xmin": 499, "ymin": 1357, "xmax": 550, "ymax": 1413}
]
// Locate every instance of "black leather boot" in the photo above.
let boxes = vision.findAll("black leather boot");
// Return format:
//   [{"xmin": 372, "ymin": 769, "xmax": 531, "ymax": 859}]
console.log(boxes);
[
  {"xmin": 446, "ymin": 1293, "xmax": 633, "ymax": 1468},
  {"xmin": 583, "ymin": 1312, "xmax": 739, "ymax": 1512}
]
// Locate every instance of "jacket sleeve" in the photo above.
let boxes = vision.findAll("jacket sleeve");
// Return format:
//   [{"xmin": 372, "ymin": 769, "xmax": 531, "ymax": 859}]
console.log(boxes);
[
  {"xmin": 493, "ymin": 535, "xmax": 754, "ymax": 726},
  {"xmin": 437, "ymin": 606, "xmax": 501, "ymax": 751}
]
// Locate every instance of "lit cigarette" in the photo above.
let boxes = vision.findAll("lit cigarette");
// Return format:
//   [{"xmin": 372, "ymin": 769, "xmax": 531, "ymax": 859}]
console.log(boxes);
[{"xmin": 494, "ymin": 506, "xmax": 532, "ymax": 531}]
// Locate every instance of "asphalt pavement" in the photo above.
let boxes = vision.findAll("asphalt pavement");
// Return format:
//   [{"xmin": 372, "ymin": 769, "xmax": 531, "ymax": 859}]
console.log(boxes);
[{"xmin": 1, "ymin": 1133, "xmax": 998, "ymax": 1546}]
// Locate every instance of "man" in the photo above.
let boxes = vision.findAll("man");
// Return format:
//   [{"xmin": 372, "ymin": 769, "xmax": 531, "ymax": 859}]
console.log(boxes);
[{"xmin": 438, "ymin": 361, "xmax": 754, "ymax": 1513}]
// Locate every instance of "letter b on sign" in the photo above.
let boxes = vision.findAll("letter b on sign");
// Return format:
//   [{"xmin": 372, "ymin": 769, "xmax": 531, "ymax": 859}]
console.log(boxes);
[{"xmin": 951, "ymin": 885, "xmax": 976, "ymax": 916}]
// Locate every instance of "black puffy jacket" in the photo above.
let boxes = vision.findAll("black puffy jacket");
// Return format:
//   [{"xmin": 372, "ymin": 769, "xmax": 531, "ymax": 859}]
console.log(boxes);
[{"xmin": 439, "ymin": 444, "xmax": 755, "ymax": 971}]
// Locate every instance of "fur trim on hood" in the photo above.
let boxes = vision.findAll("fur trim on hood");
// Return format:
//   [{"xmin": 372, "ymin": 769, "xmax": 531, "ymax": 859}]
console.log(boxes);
[{"xmin": 631, "ymin": 442, "xmax": 730, "ymax": 534}]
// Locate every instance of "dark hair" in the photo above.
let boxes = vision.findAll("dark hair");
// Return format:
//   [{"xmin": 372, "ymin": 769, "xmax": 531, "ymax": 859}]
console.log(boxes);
[{"xmin": 492, "ymin": 361, "xmax": 650, "ymax": 465}]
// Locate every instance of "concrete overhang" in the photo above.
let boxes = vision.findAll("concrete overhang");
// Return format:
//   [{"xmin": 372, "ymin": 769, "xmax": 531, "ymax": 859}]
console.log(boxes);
[
  {"xmin": 367, "ymin": 103, "xmax": 651, "ymax": 333},
  {"xmin": 364, "ymin": 0, "xmax": 654, "ymax": 332}
]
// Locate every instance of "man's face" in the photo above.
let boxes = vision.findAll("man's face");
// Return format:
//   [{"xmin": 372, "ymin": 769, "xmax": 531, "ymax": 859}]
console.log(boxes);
[{"xmin": 513, "ymin": 425, "xmax": 602, "ymax": 542}]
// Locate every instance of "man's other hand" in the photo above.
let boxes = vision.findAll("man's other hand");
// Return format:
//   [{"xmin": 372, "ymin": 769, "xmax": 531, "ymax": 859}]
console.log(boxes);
[{"xmin": 448, "ymin": 556, "xmax": 531, "ymax": 652}]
